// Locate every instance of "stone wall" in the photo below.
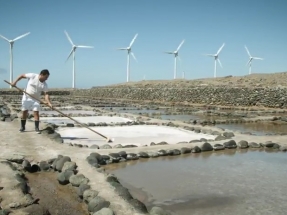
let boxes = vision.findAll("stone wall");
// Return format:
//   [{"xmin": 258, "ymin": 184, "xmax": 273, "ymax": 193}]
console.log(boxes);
[
  {"xmin": 70, "ymin": 87, "xmax": 287, "ymax": 108},
  {"xmin": 1, "ymin": 86, "xmax": 287, "ymax": 108}
]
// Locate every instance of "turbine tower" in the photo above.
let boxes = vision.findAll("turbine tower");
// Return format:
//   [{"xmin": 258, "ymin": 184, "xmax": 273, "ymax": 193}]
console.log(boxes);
[
  {"xmin": 64, "ymin": 30, "xmax": 94, "ymax": 89},
  {"xmin": 0, "ymin": 32, "xmax": 30, "ymax": 88},
  {"xmin": 245, "ymin": 45, "xmax": 263, "ymax": 75},
  {"xmin": 206, "ymin": 43, "xmax": 225, "ymax": 78},
  {"xmin": 117, "ymin": 33, "xmax": 138, "ymax": 82},
  {"xmin": 165, "ymin": 40, "xmax": 185, "ymax": 79}
]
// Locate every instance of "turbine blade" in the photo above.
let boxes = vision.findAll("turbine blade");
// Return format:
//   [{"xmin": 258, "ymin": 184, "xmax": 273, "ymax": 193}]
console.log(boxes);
[
  {"xmin": 217, "ymin": 58, "xmax": 223, "ymax": 68},
  {"xmin": 66, "ymin": 49, "xmax": 74, "ymax": 62},
  {"xmin": 176, "ymin": 40, "xmax": 185, "ymax": 52},
  {"xmin": 0, "ymin": 34, "xmax": 10, "ymax": 42},
  {"xmin": 216, "ymin": 43, "xmax": 225, "ymax": 55},
  {"xmin": 205, "ymin": 54, "xmax": 215, "ymax": 57},
  {"xmin": 245, "ymin": 45, "xmax": 251, "ymax": 57},
  {"xmin": 253, "ymin": 57, "xmax": 263, "ymax": 60},
  {"xmin": 164, "ymin": 51, "xmax": 174, "ymax": 54},
  {"xmin": 64, "ymin": 30, "xmax": 74, "ymax": 46},
  {"xmin": 131, "ymin": 52, "xmax": 137, "ymax": 62},
  {"xmin": 129, "ymin": 33, "xmax": 138, "ymax": 47},
  {"xmin": 117, "ymin": 48, "xmax": 128, "ymax": 50},
  {"xmin": 13, "ymin": 32, "xmax": 30, "ymax": 41},
  {"xmin": 77, "ymin": 45, "xmax": 94, "ymax": 48},
  {"xmin": 246, "ymin": 58, "xmax": 252, "ymax": 66}
]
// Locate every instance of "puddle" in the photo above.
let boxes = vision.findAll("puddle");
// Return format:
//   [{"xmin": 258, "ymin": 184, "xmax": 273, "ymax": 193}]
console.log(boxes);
[
  {"xmin": 25, "ymin": 172, "xmax": 88, "ymax": 215},
  {"xmin": 217, "ymin": 123, "xmax": 287, "ymax": 135},
  {"xmin": 105, "ymin": 150, "xmax": 287, "ymax": 215}
]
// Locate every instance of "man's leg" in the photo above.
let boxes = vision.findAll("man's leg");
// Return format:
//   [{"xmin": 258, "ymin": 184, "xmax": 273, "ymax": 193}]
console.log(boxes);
[
  {"xmin": 33, "ymin": 111, "xmax": 40, "ymax": 133},
  {"xmin": 20, "ymin": 110, "xmax": 28, "ymax": 132}
]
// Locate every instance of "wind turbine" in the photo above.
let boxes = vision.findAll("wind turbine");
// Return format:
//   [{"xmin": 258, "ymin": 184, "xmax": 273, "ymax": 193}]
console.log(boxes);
[
  {"xmin": 117, "ymin": 33, "xmax": 138, "ymax": 82},
  {"xmin": 245, "ymin": 45, "xmax": 263, "ymax": 75},
  {"xmin": 64, "ymin": 30, "xmax": 94, "ymax": 89},
  {"xmin": 0, "ymin": 32, "xmax": 30, "ymax": 88},
  {"xmin": 205, "ymin": 43, "xmax": 225, "ymax": 78},
  {"xmin": 165, "ymin": 40, "xmax": 185, "ymax": 79}
]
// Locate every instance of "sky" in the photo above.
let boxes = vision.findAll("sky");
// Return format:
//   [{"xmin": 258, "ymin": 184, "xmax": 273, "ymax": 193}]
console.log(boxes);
[{"xmin": 0, "ymin": 0, "xmax": 286, "ymax": 89}]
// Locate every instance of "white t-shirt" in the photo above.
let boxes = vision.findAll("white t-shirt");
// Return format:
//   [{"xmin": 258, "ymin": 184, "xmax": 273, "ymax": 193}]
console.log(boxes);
[{"xmin": 23, "ymin": 73, "xmax": 48, "ymax": 101}]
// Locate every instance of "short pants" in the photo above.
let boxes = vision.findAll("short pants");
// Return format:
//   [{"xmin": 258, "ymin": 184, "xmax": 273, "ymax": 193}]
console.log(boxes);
[{"xmin": 21, "ymin": 96, "xmax": 41, "ymax": 111}]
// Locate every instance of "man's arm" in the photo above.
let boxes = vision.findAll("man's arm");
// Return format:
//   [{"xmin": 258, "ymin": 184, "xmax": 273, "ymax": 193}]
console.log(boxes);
[
  {"xmin": 44, "ymin": 92, "xmax": 52, "ymax": 108},
  {"xmin": 11, "ymin": 74, "xmax": 27, "ymax": 86}
]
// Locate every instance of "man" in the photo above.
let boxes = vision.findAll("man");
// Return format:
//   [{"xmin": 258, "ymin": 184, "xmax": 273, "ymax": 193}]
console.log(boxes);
[{"xmin": 11, "ymin": 69, "xmax": 52, "ymax": 133}]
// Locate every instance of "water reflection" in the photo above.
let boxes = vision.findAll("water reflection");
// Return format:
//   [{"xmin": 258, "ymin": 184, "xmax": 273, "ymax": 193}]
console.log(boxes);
[{"xmin": 106, "ymin": 150, "xmax": 287, "ymax": 215}]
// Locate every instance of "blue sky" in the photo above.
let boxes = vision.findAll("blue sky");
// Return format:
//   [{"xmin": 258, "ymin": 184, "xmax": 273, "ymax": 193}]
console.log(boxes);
[{"xmin": 0, "ymin": 0, "xmax": 286, "ymax": 89}]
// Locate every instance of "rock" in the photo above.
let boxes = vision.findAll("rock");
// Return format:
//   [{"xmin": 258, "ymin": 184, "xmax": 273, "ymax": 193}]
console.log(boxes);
[
  {"xmin": 200, "ymin": 142, "xmax": 213, "ymax": 152},
  {"xmin": 223, "ymin": 132, "xmax": 235, "ymax": 138},
  {"xmin": 264, "ymin": 142, "xmax": 275, "ymax": 148},
  {"xmin": 237, "ymin": 140, "xmax": 249, "ymax": 149},
  {"xmin": 69, "ymin": 174, "xmax": 89, "ymax": 187},
  {"xmin": 115, "ymin": 186, "xmax": 133, "ymax": 200},
  {"xmin": 62, "ymin": 161, "xmax": 77, "ymax": 172},
  {"xmin": 129, "ymin": 199, "xmax": 148, "ymax": 213},
  {"xmin": 99, "ymin": 144, "xmax": 112, "ymax": 149},
  {"xmin": 138, "ymin": 152, "xmax": 150, "ymax": 158},
  {"xmin": 39, "ymin": 161, "xmax": 50, "ymax": 171},
  {"xmin": 148, "ymin": 152, "xmax": 159, "ymax": 157},
  {"xmin": 181, "ymin": 147, "xmax": 191, "ymax": 154},
  {"xmin": 213, "ymin": 144, "xmax": 225, "ymax": 151},
  {"xmin": 90, "ymin": 144, "xmax": 99, "ymax": 149},
  {"xmin": 167, "ymin": 149, "xmax": 181, "ymax": 156},
  {"xmin": 249, "ymin": 142, "xmax": 261, "ymax": 148},
  {"xmin": 215, "ymin": 135, "xmax": 227, "ymax": 141},
  {"xmin": 22, "ymin": 160, "xmax": 31, "ymax": 172},
  {"xmin": 192, "ymin": 146, "xmax": 201, "ymax": 153},
  {"xmin": 126, "ymin": 153, "xmax": 139, "ymax": 160},
  {"xmin": 6, "ymin": 154, "xmax": 24, "ymax": 164},
  {"xmin": 88, "ymin": 196, "xmax": 110, "ymax": 213},
  {"xmin": 92, "ymin": 208, "xmax": 114, "ymax": 215},
  {"xmin": 223, "ymin": 140, "xmax": 237, "ymax": 149},
  {"xmin": 83, "ymin": 189, "xmax": 99, "ymax": 203},
  {"xmin": 55, "ymin": 156, "xmax": 71, "ymax": 171},
  {"xmin": 77, "ymin": 183, "xmax": 90, "ymax": 198}
]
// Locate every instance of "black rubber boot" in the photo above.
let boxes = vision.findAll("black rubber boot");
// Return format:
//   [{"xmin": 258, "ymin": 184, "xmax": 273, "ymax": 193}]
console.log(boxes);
[
  {"xmin": 35, "ymin": 121, "xmax": 40, "ymax": 134},
  {"xmin": 19, "ymin": 119, "xmax": 26, "ymax": 132}
]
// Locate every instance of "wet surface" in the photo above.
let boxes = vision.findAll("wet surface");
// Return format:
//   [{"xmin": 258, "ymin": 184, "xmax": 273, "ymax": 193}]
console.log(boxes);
[
  {"xmin": 218, "ymin": 122, "xmax": 287, "ymax": 135},
  {"xmin": 26, "ymin": 172, "xmax": 89, "ymax": 215},
  {"xmin": 105, "ymin": 150, "xmax": 287, "ymax": 215}
]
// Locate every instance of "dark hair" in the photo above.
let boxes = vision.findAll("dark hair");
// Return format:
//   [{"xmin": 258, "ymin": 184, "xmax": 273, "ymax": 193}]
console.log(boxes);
[{"xmin": 40, "ymin": 69, "xmax": 50, "ymax": 76}]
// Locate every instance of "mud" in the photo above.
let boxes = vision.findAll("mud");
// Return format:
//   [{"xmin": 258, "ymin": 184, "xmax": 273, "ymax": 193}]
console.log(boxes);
[{"xmin": 25, "ymin": 172, "xmax": 88, "ymax": 215}]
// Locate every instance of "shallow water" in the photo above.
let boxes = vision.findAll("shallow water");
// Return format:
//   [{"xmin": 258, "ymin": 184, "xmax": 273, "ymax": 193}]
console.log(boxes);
[
  {"xmin": 106, "ymin": 150, "xmax": 287, "ymax": 215},
  {"xmin": 218, "ymin": 123, "xmax": 287, "ymax": 135}
]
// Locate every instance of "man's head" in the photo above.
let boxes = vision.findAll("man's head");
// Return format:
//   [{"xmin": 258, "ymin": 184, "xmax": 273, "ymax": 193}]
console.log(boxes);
[{"xmin": 39, "ymin": 69, "xmax": 50, "ymax": 82}]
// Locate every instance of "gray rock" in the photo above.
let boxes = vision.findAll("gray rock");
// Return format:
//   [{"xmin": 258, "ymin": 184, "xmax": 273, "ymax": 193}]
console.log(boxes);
[
  {"xmin": 192, "ymin": 146, "xmax": 201, "ymax": 153},
  {"xmin": 238, "ymin": 140, "xmax": 249, "ymax": 149},
  {"xmin": 90, "ymin": 144, "xmax": 99, "ymax": 149},
  {"xmin": 77, "ymin": 183, "xmax": 90, "ymax": 198},
  {"xmin": 69, "ymin": 174, "xmax": 89, "ymax": 187},
  {"xmin": 181, "ymin": 147, "xmax": 191, "ymax": 154},
  {"xmin": 6, "ymin": 154, "xmax": 24, "ymax": 164},
  {"xmin": 249, "ymin": 142, "xmax": 261, "ymax": 148},
  {"xmin": 92, "ymin": 208, "xmax": 114, "ymax": 215},
  {"xmin": 129, "ymin": 199, "xmax": 148, "ymax": 213},
  {"xmin": 55, "ymin": 156, "xmax": 71, "ymax": 171},
  {"xmin": 100, "ymin": 144, "xmax": 112, "ymax": 149},
  {"xmin": 22, "ymin": 160, "xmax": 31, "ymax": 172},
  {"xmin": 215, "ymin": 135, "xmax": 227, "ymax": 141},
  {"xmin": 223, "ymin": 140, "xmax": 237, "ymax": 149},
  {"xmin": 39, "ymin": 161, "xmax": 50, "ymax": 171},
  {"xmin": 200, "ymin": 142, "xmax": 213, "ymax": 152},
  {"xmin": 83, "ymin": 189, "xmax": 99, "ymax": 203},
  {"xmin": 223, "ymin": 132, "xmax": 235, "ymax": 138},
  {"xmin": 138, "ymin": 152, "xmax": 150, "ymax": 158},
  {"xmin": 62, "ymin": 161, "xmax": 77, "ymax": 172},
  {"xmin": 88, "ymin": 196, "xmax": 110, "ymax": 213}
]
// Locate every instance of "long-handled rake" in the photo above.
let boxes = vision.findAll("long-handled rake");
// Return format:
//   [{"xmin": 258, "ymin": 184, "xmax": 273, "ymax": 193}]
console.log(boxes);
[{"xmin": 4, "ymin": 80, "xmax": 114, "ymax": 143}]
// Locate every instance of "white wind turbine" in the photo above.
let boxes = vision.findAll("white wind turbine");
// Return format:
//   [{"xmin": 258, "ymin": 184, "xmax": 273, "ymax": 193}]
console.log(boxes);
[
  {"xmin": 205, "ymin": 43, "xmax": 225, "ymax": 78},
  {"xmin": 64, "ymin": 30, "xmax": 94, "ymax": 89},
  {"xmin": 117, "ymin": 33, "xmax": 138, "ymax": 82},
  {"xmin": 245, "ymin": 45, "xmax": 263, "ymax": 75},
  {"xmin": 0, "ymin": 32, "xmax": 30, "ymax": 88},
  {"xmin": 165, "ymin": 40, "xmax": 185, "ymax": 79}
]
